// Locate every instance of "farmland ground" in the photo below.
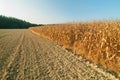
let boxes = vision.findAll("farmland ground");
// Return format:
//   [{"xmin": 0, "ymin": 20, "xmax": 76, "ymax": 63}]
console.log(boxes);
[{"xmin": 0, "ymin": 29, "xmax": 119, "ymax": 80}]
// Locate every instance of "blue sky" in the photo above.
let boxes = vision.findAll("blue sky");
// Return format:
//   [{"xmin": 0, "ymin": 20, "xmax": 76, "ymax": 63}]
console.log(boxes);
[{"xmin": 0, "ymin": 0, "xmax": 120, "ymax": 24}]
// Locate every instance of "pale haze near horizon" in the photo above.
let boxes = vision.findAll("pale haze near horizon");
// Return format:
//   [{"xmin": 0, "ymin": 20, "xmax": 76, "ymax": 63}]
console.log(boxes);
[{"xmin": 0, "ymin": 0, "xmax": 120, "ymax": 24}]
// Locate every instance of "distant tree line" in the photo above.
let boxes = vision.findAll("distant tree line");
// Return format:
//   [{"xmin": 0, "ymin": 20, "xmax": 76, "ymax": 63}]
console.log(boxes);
[{"xmin": 0, "ymin": 15, "xmax": 43, "ymax": 29}]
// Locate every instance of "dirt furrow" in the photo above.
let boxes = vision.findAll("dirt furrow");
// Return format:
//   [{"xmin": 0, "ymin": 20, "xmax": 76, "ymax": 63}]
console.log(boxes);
[
  {"xmin": 0, "ymin": 30, "xmax": 23, "ymax": 79},
  {"xmin": 1, "ymin": 31, "xmax": 24, "ymax": 80}
]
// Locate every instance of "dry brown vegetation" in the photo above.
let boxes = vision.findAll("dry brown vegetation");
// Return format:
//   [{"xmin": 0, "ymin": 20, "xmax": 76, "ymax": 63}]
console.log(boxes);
[{"xmin": 29, "ymin": 21, "xmax": 120, "ymax": 75}]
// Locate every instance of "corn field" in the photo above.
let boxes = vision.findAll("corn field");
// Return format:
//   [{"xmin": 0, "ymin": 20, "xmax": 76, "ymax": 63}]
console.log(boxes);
[{"xmin": 29, "ymin": 21, "xmax": 120, "ymax": 75}]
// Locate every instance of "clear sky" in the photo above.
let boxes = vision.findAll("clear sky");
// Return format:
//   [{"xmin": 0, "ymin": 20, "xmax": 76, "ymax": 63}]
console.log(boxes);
[{"xmin": 0, "ymin": 0, "xmax": 120, "ymax": 24}]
